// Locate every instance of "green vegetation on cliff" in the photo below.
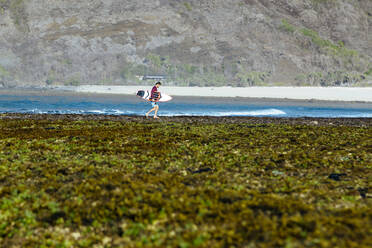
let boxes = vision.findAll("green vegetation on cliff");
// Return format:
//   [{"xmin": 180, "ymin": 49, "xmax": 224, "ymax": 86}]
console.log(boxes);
[
  {"xmin": 120, "ymin": 53, "xmax": 270, "ymax": 87},
  {"xmin": 280, "ymin": 19, "xmax": 369, "ymax": 86},
  {"xmin": 0, "ymin": 0, "xmax": 28, "ymax": 31},
  {"xmin": 280, "ymin": 19, "xmax": 360, "ymax": 64},
  {"xmin": 0, "ymin": 65, "xmax": 9, "ymax": 77}
]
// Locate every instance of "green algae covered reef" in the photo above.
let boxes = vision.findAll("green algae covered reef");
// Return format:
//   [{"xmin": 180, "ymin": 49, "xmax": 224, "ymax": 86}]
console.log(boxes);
[{"xmin": 0, "ymin": 114, "xmax": 371, "ymax": 248}]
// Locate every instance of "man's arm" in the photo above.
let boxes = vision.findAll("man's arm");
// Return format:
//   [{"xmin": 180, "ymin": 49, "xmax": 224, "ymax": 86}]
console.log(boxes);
[
  {"xmin": 153, "ymin": 91, "xmax": 161, "ymax": 101},
  {"xmin": 156, "ymin": 92, "xmax": 161, "ymax": 101}
]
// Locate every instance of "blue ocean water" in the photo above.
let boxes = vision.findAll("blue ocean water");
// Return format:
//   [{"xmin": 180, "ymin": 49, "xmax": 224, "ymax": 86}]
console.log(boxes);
[{"xmin": 0, "ymin": 94, "xmax": 371, "ymax": 118}]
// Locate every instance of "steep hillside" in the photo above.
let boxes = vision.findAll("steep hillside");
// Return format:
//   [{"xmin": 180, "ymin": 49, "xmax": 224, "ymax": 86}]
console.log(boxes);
[{"xmin": 0, "ymin": 0, "xmax": 371, "ymax": 87}]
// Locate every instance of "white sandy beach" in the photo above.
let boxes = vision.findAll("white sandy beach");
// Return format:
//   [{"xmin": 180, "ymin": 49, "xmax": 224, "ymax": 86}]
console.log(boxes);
[{"xmin": 66, "ymin": 85, "xmax": 372, "ymax": 102}]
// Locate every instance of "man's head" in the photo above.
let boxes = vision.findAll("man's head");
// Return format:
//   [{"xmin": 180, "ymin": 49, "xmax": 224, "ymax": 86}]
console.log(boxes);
[{"xmin": 155, "ymin": 82, "xmax": 162, "ymax": 88}]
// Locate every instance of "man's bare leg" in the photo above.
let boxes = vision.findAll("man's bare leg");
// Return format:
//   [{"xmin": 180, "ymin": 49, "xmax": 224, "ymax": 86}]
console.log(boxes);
[
  {"xmin": 154, "ymin": 105, "xmax": 159, "ymax": 119},
  {"xmin": 146, "ymin": 107, "xmax": 156, "ymax": 118}
]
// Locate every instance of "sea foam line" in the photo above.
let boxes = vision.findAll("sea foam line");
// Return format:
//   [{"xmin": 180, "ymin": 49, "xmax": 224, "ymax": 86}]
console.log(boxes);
[{"xmin": 160, "ymin": 109, "xmax": 287, "ymax": 117}]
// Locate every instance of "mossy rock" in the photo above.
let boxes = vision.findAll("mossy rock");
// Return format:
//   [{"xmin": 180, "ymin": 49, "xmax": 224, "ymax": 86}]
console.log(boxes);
[{"xmin": 0, "ymin": 115, "xmax": 370, "ymax": 247}]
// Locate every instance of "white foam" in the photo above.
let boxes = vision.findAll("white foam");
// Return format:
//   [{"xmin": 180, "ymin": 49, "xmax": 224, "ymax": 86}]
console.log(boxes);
[
  {"xmin": 341, "ymin": 113, "xmax": 372, "ymax": 118},
  {"xmin": 90, "ymin": 110, "xmax": 105, "ymax": 114},
  {"xmin": 2, "ymin": 105, "xmax": 371, "ymax": 118},
  {"xmin": 112, "ymin": 109, "xmax": 124, "ymax": 114},
  {"xmin": 217, "ymin": 109, "xmax": 286, "ymax": 116},
  {"xmin": 160, "ymin": 109, "xmax": 286, "ymax": 117}
]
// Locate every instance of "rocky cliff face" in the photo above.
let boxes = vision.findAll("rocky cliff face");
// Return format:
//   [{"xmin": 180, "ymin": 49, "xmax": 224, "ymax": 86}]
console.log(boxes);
[{"xmin": 0, "ymin": 0, "xmax": 371, "ymax": 87}]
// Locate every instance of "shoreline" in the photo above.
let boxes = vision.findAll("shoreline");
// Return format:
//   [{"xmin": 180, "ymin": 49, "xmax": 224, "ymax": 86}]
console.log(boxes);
[
  {"xmin": 1, "ymin": 113, "xmax": 371, "ymax": 127},
  {"xmin": 3, "ymin": 85, "xmax": 372, "ymax": 103}
]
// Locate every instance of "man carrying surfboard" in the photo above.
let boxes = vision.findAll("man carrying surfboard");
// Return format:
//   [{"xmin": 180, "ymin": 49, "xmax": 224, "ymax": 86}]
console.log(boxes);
[{"xmin": 146, "ymin": 82, "xmax": 161, "ymax": 119}]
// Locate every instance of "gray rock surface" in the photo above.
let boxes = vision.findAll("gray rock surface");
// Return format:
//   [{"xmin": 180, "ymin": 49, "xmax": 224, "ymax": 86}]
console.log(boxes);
[{"xmin": 0, "ymin": 0, "xmax": 371, "ymax": 86}]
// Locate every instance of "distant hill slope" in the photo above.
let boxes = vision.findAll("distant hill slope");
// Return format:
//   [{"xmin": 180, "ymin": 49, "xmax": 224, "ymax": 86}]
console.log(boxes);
[{"xmin": 0, "ymin": 0, "xmax": 371, "ymax": 87}]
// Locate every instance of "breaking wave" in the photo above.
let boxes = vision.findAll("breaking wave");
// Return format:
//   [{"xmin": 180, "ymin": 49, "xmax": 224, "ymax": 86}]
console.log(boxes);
[
  {"xmin": 0, "ymin": 95, "xmax": 371, "ymax": 118},
  {"xmin": 160, "ymin": 108, "xmax": 286, "ymax": 117}
]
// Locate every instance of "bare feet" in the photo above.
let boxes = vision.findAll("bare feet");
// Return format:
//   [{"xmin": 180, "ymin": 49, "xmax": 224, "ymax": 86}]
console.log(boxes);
[{"xmin": 154, "ymin": 116, "xmax": 159, "ymax": 119}]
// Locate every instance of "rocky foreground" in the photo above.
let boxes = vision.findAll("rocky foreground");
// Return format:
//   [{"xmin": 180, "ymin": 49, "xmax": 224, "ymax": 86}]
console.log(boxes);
[
  {"xmin": 1, "ymin": 113, "xmax": 372, "ymax": 126},
  {"xmin": 0, "ymin": 114, "xmax": 371, "ymax": 247}
]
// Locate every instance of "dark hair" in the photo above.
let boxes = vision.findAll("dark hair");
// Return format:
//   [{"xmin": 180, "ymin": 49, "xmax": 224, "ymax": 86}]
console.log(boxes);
[{"xmin": 156, "ymin": 82, "xmax": 162, "ymax": 85}]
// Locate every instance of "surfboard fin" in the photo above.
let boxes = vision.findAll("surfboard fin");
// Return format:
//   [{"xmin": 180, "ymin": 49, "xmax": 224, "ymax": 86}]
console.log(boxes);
[{"xmin": 137, "ymin": 90, "xmax": 145, "ymax": 97}]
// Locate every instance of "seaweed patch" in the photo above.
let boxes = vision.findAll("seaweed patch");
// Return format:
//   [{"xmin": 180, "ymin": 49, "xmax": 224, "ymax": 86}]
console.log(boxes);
[{"xmin": 0, "ymin": 114, "xmax": 371, "ymax": 247}]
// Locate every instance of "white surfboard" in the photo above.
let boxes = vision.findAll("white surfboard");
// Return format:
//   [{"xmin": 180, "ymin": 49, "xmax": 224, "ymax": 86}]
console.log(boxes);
[{"xmin": 136, "ymin": 90, "xmax": 173, "ymax": 102}]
